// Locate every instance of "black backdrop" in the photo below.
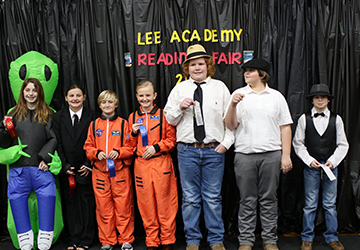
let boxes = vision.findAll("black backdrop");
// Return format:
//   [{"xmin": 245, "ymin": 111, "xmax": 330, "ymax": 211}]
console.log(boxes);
[{"xmin": 1, "ymin": 0, "xmax": 360, "ymax": 238}]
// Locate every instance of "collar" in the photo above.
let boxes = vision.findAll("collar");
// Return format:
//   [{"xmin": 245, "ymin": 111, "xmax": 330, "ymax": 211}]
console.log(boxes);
[
  {"xmin": 190, "ymin": 77, "xmax": 210, "ymax": 85},
  {"xmin": 311, "ymin": 107, "xmax": 329, "ymax": 117},
  {"xmin": 100, "ymin": 113, "xmax": 118, "ymax": 120},
  {"xmin": 244, "ymin": 83, "xmax": 270, "ymax": 94},
  {"xmin": 136, "ymin": 105, "xmax": 159, "ymax": 116},
  {"xmin": 69, "ymin": 107, "xmax": 83, "ymax": 119}
]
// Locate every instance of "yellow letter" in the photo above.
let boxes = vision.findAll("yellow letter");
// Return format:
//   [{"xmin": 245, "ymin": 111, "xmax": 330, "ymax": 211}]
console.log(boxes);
[
  {"xmin": 154, "ymin": 31, "xmax": 161, "ymax": 44},
  {"xmin": 234, "ymin": 29, "xmax": 243, "ymax": 41},
  {"xmin": 221, "ymin": 30, "xmax": 234, "ymax": 42},
  {"xmin": 182, "ymin": 30, "xmax": 190, "ymax": 42},
  {"xmin": 138, "ymin": 32, "xmax": 145, "ymax": 45},
  {"xmin": 212, "ymin": 30, "xmax": 218, "ymax": 42},
  {"xmin": 190, "ymin": 30, "xmax": 201, "ymax": 42},
  {"xmin": 204, "ymin": 29, "xmax": 212, "ymax": 42},
  {"xmin": 170, "ymin": 30, "xmax": 181, "ymax": 43},
  {"xmin": 145, "ymin": 32, "xmax": 153, "ymax": 44}
]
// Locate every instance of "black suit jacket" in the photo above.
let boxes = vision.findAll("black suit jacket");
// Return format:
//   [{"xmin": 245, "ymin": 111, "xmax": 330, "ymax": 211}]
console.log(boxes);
[{"xmin": 52, "ymin": 107, "xmax": 97, "ymax": 185}]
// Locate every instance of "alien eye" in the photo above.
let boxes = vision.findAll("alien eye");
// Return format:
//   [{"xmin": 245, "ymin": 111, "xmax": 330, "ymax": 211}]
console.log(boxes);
[
  {"xmin": 19, "ymin": 64, "xmax": 27, "ymax": 80},
  {"xmin": 44, "ymin": 65, "xmax": 52, "ymax": 81}
]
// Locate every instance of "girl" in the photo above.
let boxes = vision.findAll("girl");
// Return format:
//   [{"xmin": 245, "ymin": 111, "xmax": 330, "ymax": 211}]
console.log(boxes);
[
  {"xmin": 52, "ymin": 84, "xmax": 97, "ymax": 250},
  {"xmin": 128, "ymin": 80, "xmax": 178, "ymax": 250},
  {"xmin": 0, "ymin": 78, "xmax": 57, "ymax": 250}
]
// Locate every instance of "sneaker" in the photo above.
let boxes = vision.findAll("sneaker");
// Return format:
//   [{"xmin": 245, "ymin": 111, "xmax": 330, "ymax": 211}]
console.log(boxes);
[
  {"xmin": 100, "ymin": 245, "xmax": 113, "ymax": 250},
  {"xmin": 122, "ymin": 242, "xmax": 134, "ymax": 250},
  {"xmin": 211, "ymin": 243, "xmax": 226, "ymax": 250},
  {"xmin": 301, "ymin": 241, "xmax": 312, "ymax": 250},
  {"xmin": 262, "ymin": 243, "xmax": 279, "ymax": 250},
  {"xmin": 186, "ymin": 244, "xmax": 199, "ymax": 250},
  {"xmin": 238, "ymin": 245, "xmax": 252, "ymax": 250},
  {"xmin": 328, "ymin": 241, "xmax": 345, "ymax": 250}
]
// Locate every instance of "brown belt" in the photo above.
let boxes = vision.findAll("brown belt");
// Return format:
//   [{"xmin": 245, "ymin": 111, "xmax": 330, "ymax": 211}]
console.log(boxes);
[{"xmin": 187, "ymin": 142, "xmax": 219, "ymax": 148}]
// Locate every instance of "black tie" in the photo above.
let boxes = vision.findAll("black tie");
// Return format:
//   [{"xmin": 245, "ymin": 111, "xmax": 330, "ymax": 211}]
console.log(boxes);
[
  {"xmin": 193, "ymin": 81, "xmax": 206, "ymax": 143},
  {"xmin": 73, "ymin": 114, "xmax": 79, "ymax": 132},
  {"xmin": 314, "ymin": 112, "xmax": 325, "ymax": 118}
]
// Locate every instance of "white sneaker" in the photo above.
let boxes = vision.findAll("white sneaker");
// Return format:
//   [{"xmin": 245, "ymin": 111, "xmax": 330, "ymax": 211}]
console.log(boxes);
[
  {"xmin": 37, "ymin": 230, "xmax": 54, "ymax": 250},
  {"xmin": 122, "ymin": 242, "xmax": 133, "ymax": 250},
  {"xmin": 18, "ymin": 230, "xmax": 33, "ymax": 250},
  {"xmin": 100, "ymin": 245, "xmax": 114, "ymax": 250}
]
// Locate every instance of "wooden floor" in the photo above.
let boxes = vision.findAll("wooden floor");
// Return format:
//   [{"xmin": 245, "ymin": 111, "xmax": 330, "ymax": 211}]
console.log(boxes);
[{"xmin": 1, "ymin": 234, "xmax": 360, "ymax": 250}]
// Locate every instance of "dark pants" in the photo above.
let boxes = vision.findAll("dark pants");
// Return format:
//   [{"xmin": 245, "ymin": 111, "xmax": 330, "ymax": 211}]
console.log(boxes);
[{"xmin": 61, "ymin": 173, "xmax": 96, "ymax": 247}]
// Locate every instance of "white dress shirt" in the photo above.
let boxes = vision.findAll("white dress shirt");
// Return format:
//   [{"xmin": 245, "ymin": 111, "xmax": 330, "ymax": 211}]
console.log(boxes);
[
  {"xmin": 293, "ymin": 107, "xmax": 349, "ymax": 168},
  {"xmin": 69, "ymin": 107, "xmax": 83, "ymax": 126},
  {"xmin": 226, "ymin": 84, "xmax": 293, "ymax": 154},
  {"xmin": 164, "ymin": 77, "xmax": 234, "ymax": 149}
]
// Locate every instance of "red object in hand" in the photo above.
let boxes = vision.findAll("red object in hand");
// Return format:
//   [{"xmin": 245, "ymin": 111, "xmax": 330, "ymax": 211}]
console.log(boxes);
[
  {"xmin": 5, "ymin": 117, "xmax": 18, "ymax": 138},
  {"xmin": 68, "ymin": 175, "xmax": 76, "ymax": 195}
]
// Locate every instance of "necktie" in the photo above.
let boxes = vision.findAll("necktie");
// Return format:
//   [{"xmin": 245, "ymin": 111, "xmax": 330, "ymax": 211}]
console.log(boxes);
[
  {"xmin": 73, "ymin": 114, "xmax": 79, "ymax": 132},
  {"xmin": 314, "ymin": 112, "xmax": 325, "ymax": 118},
  {"xmin": 193, "ymin": 81, "xmax": 206, "ymax": 143}
]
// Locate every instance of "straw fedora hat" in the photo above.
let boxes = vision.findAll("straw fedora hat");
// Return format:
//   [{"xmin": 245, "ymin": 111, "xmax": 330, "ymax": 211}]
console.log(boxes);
[{"xmin": 183, "ymin": 44, "xmax": 212, "ymax": 65}]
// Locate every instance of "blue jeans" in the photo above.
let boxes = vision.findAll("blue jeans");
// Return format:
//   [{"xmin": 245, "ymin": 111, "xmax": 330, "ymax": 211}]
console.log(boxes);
[
  {"xmin": 177, "ymin": 143, "xmax": 225, "ymax": 246},
  {"xmin": 302, "ymin": 166, "xmax": 339, "ymax": 244}
]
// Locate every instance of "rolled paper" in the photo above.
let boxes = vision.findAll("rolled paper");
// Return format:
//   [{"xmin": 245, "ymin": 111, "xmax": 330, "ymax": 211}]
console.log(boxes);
[
  {"xmin": 68, "ymin": 175, "xmax": 76, "ymax": 195},
  {"xmin": 107, "ymin": 158, "xmax": 116, "ymax": 177},
  {"xmin": 5, "ymin": 117, "xmax": 18, "ymax": 138},
  {"xmin": 139, "ymin": 125, "xmax": 148, "ymax": 147}
]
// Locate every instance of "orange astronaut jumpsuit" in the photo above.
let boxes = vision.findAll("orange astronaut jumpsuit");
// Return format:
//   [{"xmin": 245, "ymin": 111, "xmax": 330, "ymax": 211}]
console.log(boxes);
[
  {"xmin": 83, "ymin": 114, "xmax": 135, "ymax": 246},
  {"xmin": 128, "ymin": 106, "xmax": 178, "ymax": 247}
]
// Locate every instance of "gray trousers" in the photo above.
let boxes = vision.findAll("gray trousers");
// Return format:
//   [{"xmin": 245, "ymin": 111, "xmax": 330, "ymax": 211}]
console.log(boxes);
[{"xmin": 234, "ymin": 150, "xmax": 281, "ymax": 246}]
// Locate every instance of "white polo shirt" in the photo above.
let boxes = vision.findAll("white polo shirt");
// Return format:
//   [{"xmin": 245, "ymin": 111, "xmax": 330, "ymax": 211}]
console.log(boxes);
[{"xmin": 226, "ymin": 84, "xmax": 293, "ymax": 153}]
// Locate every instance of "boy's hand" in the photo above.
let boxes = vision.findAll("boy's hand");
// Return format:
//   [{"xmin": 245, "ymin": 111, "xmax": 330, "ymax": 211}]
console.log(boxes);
[
  {"xmin": 215, "ymin": 144, "xmax": 227, "ymax": 153},
  {"xmin": 180, "ymin": 98, "xmax": 195, "ymax": 110},
  {"xmin": 324, "ymin": 161, "xmax": 334, "ymax": 169},
  {"xmin": 142, "ymin": 146, "xmax": 156, "ymax": 159},
  {"xmin": 108, "ymin": 150, "xmax": 119, "ymax": 160},
  {"xmin": 98, "ymin": 151, "xmax": 107, "ymax": 161},
  {"xmin": 132, "ymin": 123, "xmax": 143, "ymax": 134},
  {"xmin": 310, "ymin": 160, "xmax": 321, "ymax": 168},
  {"xmin": 281, "ymin": 155, "xmax": 292, "ymax": 174},
  {"xmin": 231, "ymin": 93, "xmax": 245, "ymax": 106}
]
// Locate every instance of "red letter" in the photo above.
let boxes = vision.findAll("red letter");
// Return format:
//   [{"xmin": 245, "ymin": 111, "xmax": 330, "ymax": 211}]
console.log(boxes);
[
  {"xmin": 138, "ymin": 53, "xmax": 147, "ymax": 65},
  {"xmin": 217, "ymin": 52, "xmax": 228, "ymax": 64},
  {"xmin": 157, "ymin": 53, "xmax": 167, "ymax": 64},
  {"xmin": 148, "ymin": 53, "xmax": 156, "ymax": 66},
  {"xmin": 212, "ymin": 52, "xmax": 219, "ymax": 64},
  {"xmin": 232, "ymin": 52, "xmax": 242, "ymax": 64},
  {"xmin": 166, "ymin": 53, "xmax": 174, "ymax": 65}
]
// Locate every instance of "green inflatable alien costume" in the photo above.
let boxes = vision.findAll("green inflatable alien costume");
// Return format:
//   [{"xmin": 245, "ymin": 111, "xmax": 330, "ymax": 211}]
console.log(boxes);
[{"xmin": 0, "ymin": 51, "xmax": 63, "ymax": 249}]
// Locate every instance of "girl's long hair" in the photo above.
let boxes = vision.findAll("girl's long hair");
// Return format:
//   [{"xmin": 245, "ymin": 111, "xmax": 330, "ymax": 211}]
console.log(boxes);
[{"xmin": 9, "ymin": 78, "xmax": 54, "ymax": 124}]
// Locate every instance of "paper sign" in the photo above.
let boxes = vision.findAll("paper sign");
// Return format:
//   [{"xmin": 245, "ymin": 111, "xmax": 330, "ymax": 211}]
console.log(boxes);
[{"xmin": 321, "ymin": 164, "xmax": 336, "ymax": 181}]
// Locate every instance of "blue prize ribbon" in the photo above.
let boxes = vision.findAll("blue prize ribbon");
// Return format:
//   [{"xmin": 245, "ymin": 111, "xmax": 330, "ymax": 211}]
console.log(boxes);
[
  {"xmin": 107, "ymin": 159, "xmax": 116, "ymax": 177},
  {"xmin": 139, "ymin": 125, "xmax": 148, "ymax": 147}
]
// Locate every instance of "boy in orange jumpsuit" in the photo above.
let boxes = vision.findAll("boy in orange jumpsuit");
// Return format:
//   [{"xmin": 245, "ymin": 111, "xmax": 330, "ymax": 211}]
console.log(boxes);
[
  {"xmin": 84, "ymin": 90, "xmax": 135, "ymax": 250},
  {"xmin": 128, "ymin": 80, "xmax": 178, "ymax": 250}
]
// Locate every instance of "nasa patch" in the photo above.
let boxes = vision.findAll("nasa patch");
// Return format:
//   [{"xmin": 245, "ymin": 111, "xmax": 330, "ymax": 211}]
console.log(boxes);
[{"xmin": 96, "ymin": 129, "xmax": 104, "ymax": 137}]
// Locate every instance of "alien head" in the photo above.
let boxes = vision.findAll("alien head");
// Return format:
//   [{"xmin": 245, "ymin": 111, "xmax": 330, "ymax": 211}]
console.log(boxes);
[{"xmin": 9, "ymin": 51, "xmax": 59, "ymax": 105}]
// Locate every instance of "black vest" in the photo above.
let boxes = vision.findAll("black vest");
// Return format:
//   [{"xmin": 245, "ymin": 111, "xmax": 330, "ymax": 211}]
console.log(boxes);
[{"xmin": 304, "ymin": 111, "xmax": 337, "ymax": 162}]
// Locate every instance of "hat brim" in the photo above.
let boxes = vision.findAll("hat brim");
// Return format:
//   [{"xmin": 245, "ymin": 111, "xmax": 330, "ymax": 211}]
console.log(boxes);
[
  {"xmin": 183, "ymin": 52, "xmax": 211, "ymax": 65},
  {"xmin": 306, "ymin": 92, "xmax": 334, "ymax": 100}
]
